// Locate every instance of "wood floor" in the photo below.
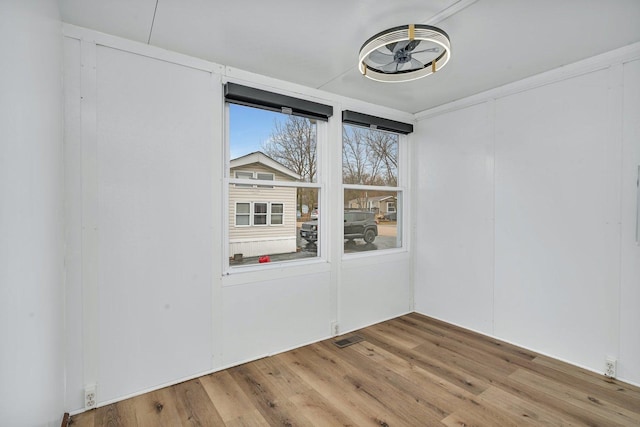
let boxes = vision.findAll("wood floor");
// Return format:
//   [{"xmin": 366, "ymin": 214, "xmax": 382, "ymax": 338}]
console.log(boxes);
[{"xmin": 70, "ymin": 313, "xmax": 640, "ymax": 426}]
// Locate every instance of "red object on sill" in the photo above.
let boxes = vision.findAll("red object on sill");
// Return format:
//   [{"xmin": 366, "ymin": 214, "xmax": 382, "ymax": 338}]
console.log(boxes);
[{"xmin": 258, "ymin": 255, "xmax": 271, "ymax": 263}]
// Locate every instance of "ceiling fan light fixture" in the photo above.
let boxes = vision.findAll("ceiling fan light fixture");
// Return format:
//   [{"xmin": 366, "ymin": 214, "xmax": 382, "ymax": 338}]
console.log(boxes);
[{"xmin": 358, "ymin": 24, "xmax": 451, "ymax": 83}]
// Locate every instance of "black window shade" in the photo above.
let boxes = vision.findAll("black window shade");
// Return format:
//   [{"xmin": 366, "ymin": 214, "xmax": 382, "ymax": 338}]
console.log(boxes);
[
  {"xmin": 342, "ymin": 110, "xmax": 413, "ymax": 134},
  {"xmin": 225, "ymin": 82, "xmax": 333, "ymax": 121}
]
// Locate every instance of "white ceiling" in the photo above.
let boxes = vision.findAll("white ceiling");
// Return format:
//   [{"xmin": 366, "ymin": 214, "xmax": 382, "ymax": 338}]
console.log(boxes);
[{"xmin": 58, "ymin": 0, "xmax": 640, "ymax": 114}]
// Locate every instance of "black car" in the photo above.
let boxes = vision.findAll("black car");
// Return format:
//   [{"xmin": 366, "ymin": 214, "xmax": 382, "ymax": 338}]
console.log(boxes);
[{"xmin": 300, "ymin": 211, "xmax": 378, "ymax": 244}]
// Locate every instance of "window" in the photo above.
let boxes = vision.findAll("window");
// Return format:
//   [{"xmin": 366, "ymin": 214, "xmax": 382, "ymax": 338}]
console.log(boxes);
[
  {"xmin": 234, "ymin": 202, "xmax": 285, "ymax": 227},
  {"xmin": 225, "ymin": 84, "xmax": 331, "ymax": 268},
  {"xmin": 256, "ymin": 172, "xmax": 274, "ymax": 188},
  {"xmin": 254, "ymin": 202, "xmax": 268, "ymax": 225},
  {"xmin": 271, "ymin": 203, "xmax": 284, "ymax": 225},
  {"xmin": 236, "ymin": 202, "xmax": 250, "ymax": 226},
  {"xmin": 235, "ymin": 171, "xmax": 253, "ymax": 187},
  {"xmin": 342, "ymin": 113, "xmax": 409, "ymax": 254}
]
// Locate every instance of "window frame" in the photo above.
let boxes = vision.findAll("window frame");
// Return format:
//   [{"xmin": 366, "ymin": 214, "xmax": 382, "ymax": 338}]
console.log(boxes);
[
  {"xmin": 256, "ymin": 172, "xmax": 275, "ymax": 188},
  {"xmin": 234, "ymin": 201, "xmax": 287, "ymax": 227},
  {"xmin": 234, "ymin": 170, "xmax": 254, "ymax": 188},
  {"xmin": 270, "ymin": 202, "xmax": 284, "ymax": 225},
  {"xmin": 387, "ymin": 201, "xmax": 396, "ymax": 213},
  {"xmin": 253, "ymin": 202, "xmax": 268, "ymax": 226},
  {"xmin": 341, "ymin": 123, "xmax": 408, "ymax": 257},
  {"xmin": 223, "ymin": 90, "xmax": 328, "ymax": 273},
  {"xmin": 235, "ymin": 202, "xmax": 251, "ymax": 227}
]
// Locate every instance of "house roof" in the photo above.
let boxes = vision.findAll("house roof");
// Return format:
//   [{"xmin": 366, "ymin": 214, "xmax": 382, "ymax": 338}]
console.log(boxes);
[{"xmin": 230, "ymin": 151, "xmax": 301, "ymax": 181}]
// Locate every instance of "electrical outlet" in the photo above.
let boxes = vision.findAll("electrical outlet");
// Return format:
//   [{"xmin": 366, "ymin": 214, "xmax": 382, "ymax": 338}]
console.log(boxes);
[
  {"xmin": 605, "ymin": 358, "xmax": 617, "ymax": 378},
  {"xmin": 85, "ymin": 384, "xmax": 97, "ymax": 410}
]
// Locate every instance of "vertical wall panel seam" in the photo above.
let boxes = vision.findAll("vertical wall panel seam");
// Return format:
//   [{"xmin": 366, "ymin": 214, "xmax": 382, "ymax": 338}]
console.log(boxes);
[
  {"xmin": 488, "ymin": 99, "xmax": 496, "ymax": 336},
  {"xmin": 211, "ymin": 72, "xmax": 224, "ymax": 369},
  {"xmin": 609, "ymin": 62, "xmax": 625, "ymax": 362},
  {"xmin": 604, "ymin": 62, "xmax": 624, "ymax": 364},
  {"xmin": 80, "ymin": 38, "xmax": 99, "ymax": 400}
]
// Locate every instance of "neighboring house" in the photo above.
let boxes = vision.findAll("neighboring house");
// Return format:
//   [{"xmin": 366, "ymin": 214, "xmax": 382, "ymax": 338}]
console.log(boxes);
[
  {"xmin": 229, "ymin": 152, "xmax": 301, "ymax": 258},
  {"xmin": 347, "ymin": 195, "xmax": 397, "ymax": 218}
]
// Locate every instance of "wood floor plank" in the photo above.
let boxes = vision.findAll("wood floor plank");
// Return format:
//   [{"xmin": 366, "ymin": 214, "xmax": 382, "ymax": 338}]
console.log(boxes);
[
  {"xmin": 478, "ymin": 385, "xmax": 584, "ymax": 426},
  {"xmin": 314, "ymin": 340, "xmax": 446, "ymax": 425},
  {"xmin": 199, "ymin": 371, "xmax": 269, "ymax": 426},
  {"xmin": 93, "ymin": 398, "xmax": 137, "ymax": 427},
  {"xmin": 361, "ymin": 325, "xmax": 492, "ymax": 395},
  {"xmin": 404, "ymin": 313, "xmax": 539, "ymax": 361},
  {"xmin": 258, "ymin": 353, "xmax": 358, "ymax": 426},
  {"xmin": 172, "ymin": 378, "xmax": 225, "ymax": 426},
  {"xmin": 279, "ymin": 346, "xmax": 412, "ymax": 426},
  {"xmin": 386, "ymin": 318, "xmax": 519, "ymax": 377},
  {"xmin": 349, "ymin": 339, "xmax": 475, "ymax": 412},
  {"xmin": 134, "ymin": 387, "xmax": 183, "ymax": 427},
  {"xmin": 227, "ymin": 362, "xmax": 315, "ymax": 427},
  {"xmin": 532, "ymin": 355, "xmax": 640, "ymax": 411},
  {"xmin": 69, "ymin": 408, "xmax": 95, "ymax": 426},
  {"xmin": 509, "ymin": 368, "xmax": 640, "ymax": 426},
  {"xmin": 70, "ymin": 313, "xmax": 640, "ymax": 427}
]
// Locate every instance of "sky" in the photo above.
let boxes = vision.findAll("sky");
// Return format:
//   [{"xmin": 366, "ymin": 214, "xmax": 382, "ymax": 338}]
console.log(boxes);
[{"xmin": 229, "ymin": 104, "xmax": 287, "ymax": 160}]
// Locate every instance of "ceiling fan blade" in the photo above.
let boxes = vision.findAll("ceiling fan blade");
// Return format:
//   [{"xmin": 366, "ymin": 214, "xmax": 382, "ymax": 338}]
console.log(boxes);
[
  {"xmin": 405, "ymin": 40, "xmax": 421, "ymax": 52},
  {"xmin": 368, "ymin": 49, "xmax": 394, "ymax": 64},
  {"xmin": 388, "ymin": 40, "xmax": 409, "ymax": 53},
  {"xmin": 409, "ymin": 58, "xmax": 424, "ymax": 70},
  {"xmin": 385, "ymin": 42, "xmax": 396, "ymax": 54},
  {"xmin": 380, "ymin": 61, "xmax": 399, "ymax": 73},
  {"xmin": 412, "ymin": 47, "xmax": 440, "ymax": 54}
]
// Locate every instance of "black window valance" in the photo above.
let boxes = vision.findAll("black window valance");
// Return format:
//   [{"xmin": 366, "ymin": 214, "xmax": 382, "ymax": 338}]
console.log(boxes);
[
  {"xmin": 342, "ymin": 110, "xmax": 413, "ymax": 134},
  {"xmin": 225, "ymin": 82, "xmax": 333, "ymax": 121}
]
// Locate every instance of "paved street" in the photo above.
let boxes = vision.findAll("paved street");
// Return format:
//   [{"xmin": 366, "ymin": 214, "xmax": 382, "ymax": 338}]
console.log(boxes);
[{"xmin": 231, "ymin": 223, "xmax": 399, "ymax": 266}]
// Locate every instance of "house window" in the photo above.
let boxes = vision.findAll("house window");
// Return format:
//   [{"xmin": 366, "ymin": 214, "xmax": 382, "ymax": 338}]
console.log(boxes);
[
  {"xmin": 225, "ymin": 85, "xmax": 330, "ymax": 268},
  {"xmin": 236, "ymin": 202, "xmax": 250, "ymax": 226},
  {"xmin": 253, "ymin": 202, "xmax": 268, "ymax": 225},
  {"xmin": 256, "ymin": 172, "xmax": 274, "ymax": 188},
  {"xmin": 235, "ymin": 171, "xmax": 253, "ymax": 187},
  {"xmin": 234, "ymin": 202, "xmax": 286, "ymax": 227},
  {"xmin": 342, "ymin": 116, "xmax": 408, "ymax": 254},
  {"xmin": 271, "ymin": 203, "xmax": 284, "ymax": 225}
]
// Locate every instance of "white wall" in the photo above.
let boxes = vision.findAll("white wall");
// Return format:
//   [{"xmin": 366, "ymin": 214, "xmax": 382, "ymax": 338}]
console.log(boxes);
[
  {"xmin": 414, "ymin": 45, "xmax": 640, "ymax": 385},
  {"xmin": 64, "ymin": 39, "xmax": 219, "ymax": 408},
  {"xmin": 340, "ymin": 254, "xmax": 412, "ymax": 333},
  {"xmin": 413, "ymin": 102, "xmax": 494, "ymax": 335},
  {"xmin": 63, "ymin": 26, "xmax": 414, "ymax": 412},
  {"xmin": 620, "ymin": 58, "xmax": 640, "ymax": 383},
  {"xmin": 0, "ymin": 1, "xmax": 65, "ymax": 425}
]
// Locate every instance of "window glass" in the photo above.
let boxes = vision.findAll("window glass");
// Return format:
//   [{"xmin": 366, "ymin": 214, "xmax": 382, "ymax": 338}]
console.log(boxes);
[
  {"xmin": 236, "ymin": 202, "xmax": 250, "ymax": 226},
  {"xmin": 256, "ymin": 172, "xmax": 274, "ymax": 188},
  {"xmin": 271, "ymin": 203, "xmax": 284, "ymax": 225},
  {"xmin": 227, "ymin": 103, "xmax": 321, "ymax": 267},
  {"xmin": 342, "ymin": 125, "xmax": 398, "ymax": 186},
  {"xmin": 254, "ymin": 202, "xmax": 268, "ymax": 225},
  {"xmin": 235, "ymin": 171, "xmax": 253, "ymax": 187},
  {"xmin": 342, "ymin": 124, "xmax": 402, "ymax": 253}
]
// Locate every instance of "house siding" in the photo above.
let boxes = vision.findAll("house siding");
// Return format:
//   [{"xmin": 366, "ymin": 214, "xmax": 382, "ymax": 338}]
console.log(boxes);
[{"xmin": 229, "ymin": 163, "xmax": 298, "ymax": 257}]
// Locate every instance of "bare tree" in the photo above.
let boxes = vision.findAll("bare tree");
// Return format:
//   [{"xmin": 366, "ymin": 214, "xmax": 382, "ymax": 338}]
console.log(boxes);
[
  {"xmin": 263, "ymin": 115, "xmax": 316, "ymax": 180},
  {"xmin": 342, "ymin": 126, "xmax": 382, "ymax": 185},
  {"xmin": 367, "ymin": 130, "xmax": 398, "ymax": 186},
  {"xmin": 343, "ymin": 125, "xmax": 399, "ymax": 211},
  {"xmin": 262, "ymin": 116, "xmax": 317, "ymax": 217}
]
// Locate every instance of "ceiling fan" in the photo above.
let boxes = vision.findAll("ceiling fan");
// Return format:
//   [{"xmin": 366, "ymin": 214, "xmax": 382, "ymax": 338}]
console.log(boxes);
[{"xmin": 359, "ymin": 24, "xmax": 451, "ymax": 83}]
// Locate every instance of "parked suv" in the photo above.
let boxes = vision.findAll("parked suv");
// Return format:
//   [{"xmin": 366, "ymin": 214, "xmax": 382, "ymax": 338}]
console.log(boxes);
[{"xmin": 299, "ymin": 211, "xmax": 378, "ymax": 244}]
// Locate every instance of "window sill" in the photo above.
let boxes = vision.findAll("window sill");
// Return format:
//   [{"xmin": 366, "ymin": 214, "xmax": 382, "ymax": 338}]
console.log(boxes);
[{"xmin": 222, "ymin": 257, "xmax": 330, "ymax": 287}]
